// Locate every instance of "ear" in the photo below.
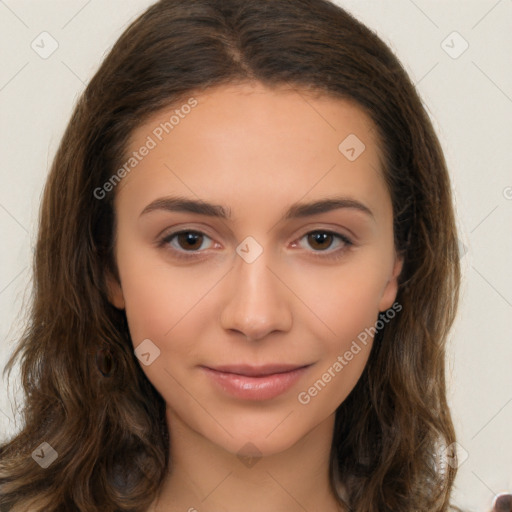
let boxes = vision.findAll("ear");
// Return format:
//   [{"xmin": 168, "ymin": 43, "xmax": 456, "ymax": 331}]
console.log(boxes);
[
  {"xmin": 105, "ymin": 271, "xmax": 125, "ymax": 310},
  {"xmin": 378, "ymin": 252, "xmax": 404, "ymax": 312}
]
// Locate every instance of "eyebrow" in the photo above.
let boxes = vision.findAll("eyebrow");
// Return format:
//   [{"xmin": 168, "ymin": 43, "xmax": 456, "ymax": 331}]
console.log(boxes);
[{"xmin": 139, "ymin": 195, "xmax": 374, "ymax": 220}]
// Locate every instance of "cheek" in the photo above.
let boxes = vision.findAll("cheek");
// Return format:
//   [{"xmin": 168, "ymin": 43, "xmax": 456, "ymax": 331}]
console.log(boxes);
[
  {"xmin": 289, "ymin": 256, "xmax": 390, "ymax": 339},
  {"xmin": 288, "ymin": 255, "xmax": 389, "ymax": 395},
  {"xmin": 117, "ymin": 246, "xmax": 223, "ymax": 344},
  {"xmin": 294, "ymin": 274, "xmax": 380, "ymax": 413},
  {"xmin": 117, "ymin": 254, "xmax": 219, "ymax": 396}
]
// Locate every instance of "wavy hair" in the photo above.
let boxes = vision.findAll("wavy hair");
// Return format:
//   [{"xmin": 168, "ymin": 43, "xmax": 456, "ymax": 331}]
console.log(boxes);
[{"xmin": 0, "ymin": 0, "xmax": 461, "ymax": 510}]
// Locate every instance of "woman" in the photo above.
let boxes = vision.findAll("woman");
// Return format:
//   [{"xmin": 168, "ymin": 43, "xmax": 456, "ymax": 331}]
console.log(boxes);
[{"xmin": 0, "ymin": 0, "xmax": 463, "ymax": 510}]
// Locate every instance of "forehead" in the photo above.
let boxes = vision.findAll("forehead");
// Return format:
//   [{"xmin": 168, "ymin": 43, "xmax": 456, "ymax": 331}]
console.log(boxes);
[{"xmin": 115, "ymin": 82, "xmax": 389, "ymax": 222}]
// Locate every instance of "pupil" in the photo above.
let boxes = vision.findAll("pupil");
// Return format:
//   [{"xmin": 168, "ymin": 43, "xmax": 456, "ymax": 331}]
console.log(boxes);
[
  {"xmin": 179, "ymin": 232, "xmax": 201, "ymax": 249},
  {"xmin": 310, "ymin": 232, "xmax": 331, "ymax": 249}
]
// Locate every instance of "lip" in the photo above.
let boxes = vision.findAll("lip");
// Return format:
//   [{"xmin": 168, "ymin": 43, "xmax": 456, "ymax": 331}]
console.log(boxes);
[
  {"xmin": 206, "ymin": 363, "xmax": 309, "ymax": 377},
  {"xmin": 200, "ymin": 363, "xmax": 312, "ymax": 401}
]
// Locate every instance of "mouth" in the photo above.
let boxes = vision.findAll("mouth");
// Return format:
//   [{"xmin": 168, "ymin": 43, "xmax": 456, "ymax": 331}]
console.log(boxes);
[
  {"xmin": 203, "ymin": 363, "xmax": 311, "ymax": 377},
  {"xmin": 199, "ymin": 363, "xmax": 313, "ymax": 401}
]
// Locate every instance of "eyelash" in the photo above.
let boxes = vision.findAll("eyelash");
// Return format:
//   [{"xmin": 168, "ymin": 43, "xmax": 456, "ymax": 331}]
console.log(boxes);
[{"xmin": 158, "ymin": 229, "xmax": 354, "ymax": 261}]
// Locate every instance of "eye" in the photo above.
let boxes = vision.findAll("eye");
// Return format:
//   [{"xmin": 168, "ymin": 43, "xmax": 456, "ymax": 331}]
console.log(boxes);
[
  {"xmin": 295, "ymin": 230, "xmax": 353, "ymax": 257},
  {"xmin": 157, "ymin": 228, "xmax": 354, "ymax": 260},
  {"xmin": 160, "ymin": 230, "xmax": 214, "ymax": 254}
]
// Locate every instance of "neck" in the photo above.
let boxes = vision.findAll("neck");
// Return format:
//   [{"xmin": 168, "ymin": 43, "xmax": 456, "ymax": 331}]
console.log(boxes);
[{"xmin": 151, "ymin": 408, "xmax": 346, "ymax": 512}]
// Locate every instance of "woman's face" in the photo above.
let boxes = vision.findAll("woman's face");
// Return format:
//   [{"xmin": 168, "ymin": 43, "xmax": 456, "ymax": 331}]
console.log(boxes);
[{"xmin": 107, "ymin": 82, "xmax": 402, "ymax": 457}]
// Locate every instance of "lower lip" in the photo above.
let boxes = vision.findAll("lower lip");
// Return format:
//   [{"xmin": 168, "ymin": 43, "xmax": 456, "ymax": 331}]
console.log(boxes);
[{"xmin": 200, "ymin": 366, "xmax": 310, "ymax": 401}]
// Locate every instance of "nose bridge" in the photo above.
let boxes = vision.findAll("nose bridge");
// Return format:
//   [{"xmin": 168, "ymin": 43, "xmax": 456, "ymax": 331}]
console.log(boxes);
[{"xmin": 220, "ymin": 237, "xmax": 292, "ymax": 339}]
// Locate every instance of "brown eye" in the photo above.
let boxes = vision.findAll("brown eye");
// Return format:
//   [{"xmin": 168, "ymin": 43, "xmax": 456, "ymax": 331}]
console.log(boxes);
[
  {"xmin": 307, "ymin": 232, "xmax": 335, "ymax": 251},
  {"xmin": 176, "ymin": 232, "xmax": 204, "ymax": 250},
  {"xmin": 296, "ymin": 230, "xmax": 354, "ymax": 259},
  {"xmin": 161, "ymin": 230, "xmax": 213, "ymax": 253}
]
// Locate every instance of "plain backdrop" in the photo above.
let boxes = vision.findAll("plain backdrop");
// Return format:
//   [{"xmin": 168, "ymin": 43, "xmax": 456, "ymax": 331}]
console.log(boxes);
[{"xmin": 1, "ymin": 1, "xmax": 511, "ymax": 510}]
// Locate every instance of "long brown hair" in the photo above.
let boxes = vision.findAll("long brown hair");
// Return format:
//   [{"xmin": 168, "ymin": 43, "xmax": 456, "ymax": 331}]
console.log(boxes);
[{"xmin": 0, "ymin": 1, "xmax": 461, "ymax": 510}]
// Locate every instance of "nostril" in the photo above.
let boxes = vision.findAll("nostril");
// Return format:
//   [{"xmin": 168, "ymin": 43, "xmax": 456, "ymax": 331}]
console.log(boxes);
[{"xmin": 493, "ymin": 493, "xmax": 512, "ymax": 512}]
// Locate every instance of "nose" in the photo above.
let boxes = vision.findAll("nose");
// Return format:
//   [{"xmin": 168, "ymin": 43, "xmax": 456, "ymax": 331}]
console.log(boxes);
[{"xmin": 219, "ymin": 242, "xmax": 293, "ymax": 341}]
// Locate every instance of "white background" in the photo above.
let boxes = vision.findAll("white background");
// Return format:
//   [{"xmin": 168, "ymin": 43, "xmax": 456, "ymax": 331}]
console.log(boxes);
[{"xmin": 0, "ymin": 1, "xmax": 511, "ymax": 510}]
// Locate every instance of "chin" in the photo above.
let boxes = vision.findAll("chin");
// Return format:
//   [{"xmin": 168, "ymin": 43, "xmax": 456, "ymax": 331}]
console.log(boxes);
[
  {"xmin": 203, "ymin": 413, "xmax": 318, "ymax": 460},
  {"xmin": 223, "ymin": 431, "xmax": 304, "ymax": 460}
]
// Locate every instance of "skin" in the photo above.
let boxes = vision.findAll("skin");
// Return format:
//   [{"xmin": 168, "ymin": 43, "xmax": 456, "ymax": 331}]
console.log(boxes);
[{"xmin": 107, "ymin": 81, "xmax": 403, "ymax": 512}]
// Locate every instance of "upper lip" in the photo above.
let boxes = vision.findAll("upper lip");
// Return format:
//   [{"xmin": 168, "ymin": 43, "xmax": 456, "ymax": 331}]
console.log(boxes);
[{"xmin": 203, "ymin": 364, "xmax": 310, "ymax": 377}]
